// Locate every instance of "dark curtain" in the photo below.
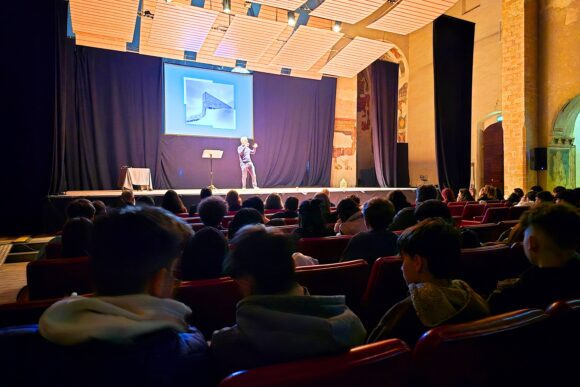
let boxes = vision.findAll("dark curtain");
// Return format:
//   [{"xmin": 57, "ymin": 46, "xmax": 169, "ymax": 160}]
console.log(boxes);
[
  {"xmin": 433, "ymin": 15, "xmax": 475, "ymax": 192},
  {"xmin": 369, "ymin": 61, "xmax": 399, "ymax": 187}
]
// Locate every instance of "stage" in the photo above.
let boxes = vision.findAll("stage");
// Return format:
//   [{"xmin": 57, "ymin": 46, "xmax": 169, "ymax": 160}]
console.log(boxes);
[{"xmin": 44, "ymin": 187, "xmax": 416, "ymax": 232}]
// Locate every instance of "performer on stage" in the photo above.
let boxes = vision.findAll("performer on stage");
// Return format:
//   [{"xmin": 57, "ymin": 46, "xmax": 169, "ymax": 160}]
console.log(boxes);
[{"xmin": 238, "ymin": 137, "xmax": 258, "ymax": 189}]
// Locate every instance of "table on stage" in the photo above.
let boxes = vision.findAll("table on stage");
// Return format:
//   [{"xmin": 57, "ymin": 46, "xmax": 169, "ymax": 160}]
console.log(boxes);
[{"xmin": 118, "ymin": 167, "xmax": 153, "ymax": 190}]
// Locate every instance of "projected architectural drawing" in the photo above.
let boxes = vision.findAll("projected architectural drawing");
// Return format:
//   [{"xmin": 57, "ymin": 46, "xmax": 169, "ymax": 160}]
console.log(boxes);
[{"xmin": 184, "ymin": 78, "xmax": 236, "ymax": 129}]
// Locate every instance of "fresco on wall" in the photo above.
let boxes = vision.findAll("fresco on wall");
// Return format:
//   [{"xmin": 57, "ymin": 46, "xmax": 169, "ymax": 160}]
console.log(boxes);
[
  {"xmin": 384, "ymin": 47, "xmax": 409, "ymax": 143},
  {"xmin": 550, "ymin": 94, "xmax": 580, "ymax": 189}
]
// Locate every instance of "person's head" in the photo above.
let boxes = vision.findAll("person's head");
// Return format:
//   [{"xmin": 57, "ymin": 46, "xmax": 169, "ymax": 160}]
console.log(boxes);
[
  {"xmin": 66, "ymin": 199, "xmax": 96, "ymax": 221},
  {"xmin": 524, "ymin": 190, "xmax": 537, "ymax": 203},
  {"xmin": 416, "ymin": 185, "xmax": 438, "ymax": 204},
  {"xmin": 284, "ymin": 196, "xmax": 299, "ymax": 212},
  {"xmin": 161, "ymin": 189, "xmax": 187, "ymax": 215},
  {"xmin": 440, "ymin": 188, "xmax": 456, "ymax": 202},
  {"xmin": 530, "ymin": 185, "xmax": 543, "ymax": 193},
  {"xmin": 398, "ymin": 218, "xmax": 461, "ymax": 284},
  {"xmin": 347, "ymin": 194, "xmax": 361, "ymax": 206},
  {"xmin": 226, "ymin": 190, "xmax": 242, "ymax": 211},
  {"xmin": 313, "ymin": 192, "xmax": 332, "ymax": 215},
  {"xmin": 136, "ymin": 196, "xmax": 155, "ymax": 207},
  {"xmin": 120, "ymin": 190, "xmax": 136, "ymax": 206},
  {"xmin": 514, "ymin": 188, "xmax": 525, "ymax": 198},
  {"xmin": 555, "ymin": 189, "xmax": 578, "ymax": 207},
  {"xmin": 61, "ymin": 217, "xmax": 93, "ymax": 258},
  {"xmin": 520, "ymin": 204, "xmax": 580, "ymax": 267},
  {"xmin": 336, "ymin": 198, "xmax": 360, "ymax": 223},
  {"xmin": 240, "ymin": 137, "xmax": 249, "ymax": 146},
  {"xmin": 320, "ymin": 188, "xmax": 331, "ymax": 197},
  {"xmin": 298, "ymin": 199, "xmax": 327, "ymax": 232},
  {"xmin": 414, "ymin": 199, "xmax": 453, "ymax": 224},
  {"xmin": 198, "ymin": 196, "xmax": 228, "ymax": 227},
  {"xmin": 91, "ymin": 200, "xmax": 107, "ymax": 217},
  {"xmin": 181, "ymin": 227, "xmax": 228, "ymax": 281},
  {"xmin": 242, "ymin": 196, "xmax": 265, "ymax": 215},
  {"xmin": 264, "ymin": 193, "xmax": 283, "ymax": 210},
  {"xmin": 485, "ymin": 185, "xmax": 497, "ymax": 200},
  {"xmin": 90, "ymin": 206, "xmax": 192, "ymax": 297},
  {"xmin": 535, "ymin": 191, "xmax": 554, "ymax": 205},
  {"xmin": 224, "ymin": 225, "xmax": 296, "ymax": 296},
  {"xmin": 507, "ymin": 193, "xmax": 521, "ymax": 206},
  {"xmin": 362, "ymin": 197, "xmax": 396, "ymax": 231},
  {"xmin": 457, "ymin": 188, "xmax": 474, "ymax": 202},
  {"xmin": 552, "ymin": 186, "xmax": 566, "ymax": 196},
  {"xmin": 200, "ymin": 187, "xmax": 213, "ymax": 200},
  {"xmin": 228, "ymin": 208, "xmax": 265, "ymax": 239},
  {"xmin": 387, "ymin": 190, "xmax": 412, "ymax": 212}
]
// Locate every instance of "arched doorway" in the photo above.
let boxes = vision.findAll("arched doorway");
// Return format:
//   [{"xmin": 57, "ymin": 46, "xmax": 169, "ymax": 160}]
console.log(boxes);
[
  {"xmin": 549, "ymin": 94, "xmax": 579, "ymax": 189},
  {"xmin": 483, "ymin": 121, "xmax": 504, "ymax": 192}
]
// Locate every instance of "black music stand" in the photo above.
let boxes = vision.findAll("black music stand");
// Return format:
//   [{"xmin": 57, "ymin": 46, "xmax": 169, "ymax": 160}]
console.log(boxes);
[{"xmin": 202, "ymin": 149, "xmax": 223, "ymax": 190}]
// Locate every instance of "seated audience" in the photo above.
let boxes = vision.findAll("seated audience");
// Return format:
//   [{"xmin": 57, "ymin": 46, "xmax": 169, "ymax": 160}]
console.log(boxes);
[
  {"xmin": 270, "ymin": 196, "xmax": 299, "ymax": 219},
  {"xmin": 293, "ymin": 199, "xmax": 335, "ymax": 239},
  {"xmin": 264, "ymin": 193, "xmax": 283, "ymax": 211},
  {"xmin": 225, "ymin": 190, "xmax": 242, "ymax": 212},
  {"xmin": 506, "ymin": 192, "xmax": 521, "ymax": 206},
  {"xmin": 198, "ymin": 196, "xmax": 227, "ymax": 229},
  {"xmin": 341, "ymin": 197, "xmax": 398, "ymax": 265},
  {"xmin": 530, "ymin": 185, "xmax": 544, "ymax": 193},
  {"xmin": 92, "ymin": 200, "xmax": 107, "ymax": 216},
  {"xmin": 347, "ymin": 194, "xmax": 361, "ymax": 206},
  {"xmin": 440, "ymin": 187, "xmax": 456, "ymax": 203},
  {"xmin": 189, "ymin": 187, "xmax": 213, "ymax": 215},
  {"xmin": 38, "ymin": 206, "xmax": 210, "ymax": 386},
  {"xmin": 180, "ymin": 227, "xmax": 228, "ymax": 281},
  {"xmin": 456, "ymin": 188, "xmax": 475, "ymax": 202},
  {"xmin": 118, "ymin": 189, "xmax": 136, "ymax": 207},
  {"xmin": 228, "ymin": 208, "xmax": 265, "ymax": 239},
  {"xmin": 367, "ymin": 219, "xmax": 490, "ymax": 347},
  {"xmin": 555, "ymin": 189, "xmax": 578, "ymax": 207},
  {"xmin": 552, "ymin": 185, "xmax": 566, "ymax": 196},
  {"xmin": 516, "ymin": 190, "xmax": 536, "ymax": 206},
  {"xmin": 242, "ymin": 196, "xmax": 284, "ymax": 226},
  {"xmin": 136, "ymin": 196, "xmax": 155, "ymax": 207},
  {"xmin": 535, "ymin": 191, "xmax": 554, "ymax": 205},
  {"xmin": 314, "ymin": 192, "xmax": 338, "ymax": 223},
  {"xmin": 319, "ymin": 188, "xmax": 336, "ymax": 206},
  {"xmin": 334, "ymin": 198, "xmax": 366, "ymax": 235},
  {"xmin": 60, "ymin": 217, "xmax": 93, "ymax": 258},
  {"xmin": 211, "ymin": 225, "xmax": 366, "ymax": 376},
  {"xmin": 513, "ymin": 188, "xmax": 525, "ymax": 198},
  {"xmin": 162, "ymin": 189, "xmax": 187, "ymax": 215},
  {"xmin": 488, "ymin": 204, "xmax": 580, "ymax": 314},
  {"xmin": 389, "ymin": 185, "xmax": 437, "ymax": 231},
  {"xmin": 387, "ymin": 190, "xmax": 412, "ymax": 213}
]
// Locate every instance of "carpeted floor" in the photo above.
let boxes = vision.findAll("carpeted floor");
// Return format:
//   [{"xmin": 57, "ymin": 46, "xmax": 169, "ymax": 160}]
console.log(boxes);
[{"xmin": 0, "ymin": 262, "xmax": 27, "ymax": 304}]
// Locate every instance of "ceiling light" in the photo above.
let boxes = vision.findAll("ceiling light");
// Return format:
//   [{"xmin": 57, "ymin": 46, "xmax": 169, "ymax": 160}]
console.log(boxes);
[
  {"xmin": 287, "ymin": 11, "xmax": 296, "ymax": 27},
  {"xmin": 223, "ymin": 0, "xmax": 231, "ymax": 14},
  {"xmin": 332, "ymin": 21, "xmax": 342, "ymax": 32},
  {"xmin": 232, "ymin": 59, "xmax": 250, "ymax": 74}
]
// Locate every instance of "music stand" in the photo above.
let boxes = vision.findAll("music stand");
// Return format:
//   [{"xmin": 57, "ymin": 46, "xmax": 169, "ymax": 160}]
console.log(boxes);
[{"xmin": 202, "ymin": 149, "xmax": 223, "ymax": 190}]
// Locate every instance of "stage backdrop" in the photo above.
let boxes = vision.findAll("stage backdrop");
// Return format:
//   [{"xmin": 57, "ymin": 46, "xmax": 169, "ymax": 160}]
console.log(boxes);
[{"xmin": 51, "ymin": 3, "xmax": 336, "ymax": 191}]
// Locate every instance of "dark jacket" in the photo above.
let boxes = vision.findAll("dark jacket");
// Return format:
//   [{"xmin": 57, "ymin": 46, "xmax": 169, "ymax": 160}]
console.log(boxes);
[
  {"xmin": 340, "ymin": 229, "xmax": 398, "ymax": 266},
  {"xmin": 388, "ymin": 207, "xmax": 417, "ymax": 231},
  {"xmin": 270, "ymin": 210, "xmax": 298, "ymax": 219}
]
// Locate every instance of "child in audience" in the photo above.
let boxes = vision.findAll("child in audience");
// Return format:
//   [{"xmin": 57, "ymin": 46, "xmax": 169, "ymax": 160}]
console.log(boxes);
[
  {"xmin": 118, "ymin": 189, "xmax": 136, "ymax": 207},
  {"xmin": 488, "ymin": 204, "xmax": 580, "ymax": 314},
  {"xmin": 211, "ymin": 225, "xmax": 366, "ymax": 376},
  {"xmin": 180, "ymin": 226, "xmax": 228, "ymax": 281},
  {"xmin": 334, "ymin": 197, "xmax": 366, "ymax": 235},
  {"xmin": 293, "ymin": 199, "xmax": 335, "ymax": 239},
  {"xmin": 456, "ymin": 188, "xmax": 475, "ymax": 202},
  {"xmin": 161, "ymin": 189, "xmax": 187, "ymax": 214},
  {"xmin": 38, "ymin": 206, "xmax": 211, "ymax": 386},
  {"xmin": 197, "ymin": 196, "xmax": 227, "ymax": 229},
  {"xmin": 270, "ymin": 196, "xmax": 299, "ymax": 219},
  {"xmin": 367, "ymin": 219, "xmax": 490, "ymax": 347},
  {"xmin": 60, "ymin": 217, "xmax": 93, "ymax": 258},
  {"xmin": 264, "ymin": 193, "xmax": 283, "ymax": 210},
  {"xmin": 189, "ymin": 187, "xmax": 213, "ymax": 215},
  {"xmin": 225, "ymin": 190, "xmax": 242, "ymax": 212},
  {"xmin": 228, "ymin": 208, "xmax": 265, "ymax": 239},
  {"xmin": 389, "ymin": 185, "xmax": 437, "ymax": 231}
]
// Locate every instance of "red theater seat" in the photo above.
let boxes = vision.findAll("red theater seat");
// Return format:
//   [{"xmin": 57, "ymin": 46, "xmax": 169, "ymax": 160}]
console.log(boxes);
[
  {"xmin": 508, "ymin": 205, "xmax": 529, "ymax": 220},
  {"xmin": 269, "ymin": 224, "xmax": 298, "ymax": 234},
  {"xmin": 44, "ymin": 241, "xmax": 63, "ymax": 259},
  {"xmin": 174, "ymin": 277, "xmax": 243, "ymax": 338},
  {"xmin": 221, "ymin": 215, "xmax": 235, "ymax": 228},
  {"xmin": 545, "ymin": 298, "xmax": 580, "ymax": 376},
  {"xmin": 218, "ymin": 338, "xmax": 411, "ymax": 387},
  {"xmin": 295, "ymin": 260, "xmax": 369, "ymax": 313},
  {"xmin": 460, "ymin": 223, "xmax": 503, "ymax": 243},
  {"xmin": 190, "ymin": 222, "xmax": 206, "ymax": 232},
  {"xmin": 360, "ymin": 256, "xmax": 408, "ymax": 330},
  {"xmin": 412, "ymin": 309, "xmax": 552, "ymax": 387},
  {"xmin": 460, "ymin": 204, "xmax": 485, "ymax": 220},
  {"xmin": 461, "ymin": 207, "xmax": 510, "ymax": 226},
  {"xmin": 283, "ymin": 217, "xmax": 299, "ymax": 225},
  {"xmin": 26, "ymin": 257, "xmax": 93, "ymax": 301},
  {"xmin": 0, "ymin": 298, "xmax": 61, "ymax": 328},
  {"xmin": 296, "ymin": 235, "xmax": 352, "ymax": 264},
  {"xmin": 448, "ymin": 204, "xmax": 466, "ymax": 217}
]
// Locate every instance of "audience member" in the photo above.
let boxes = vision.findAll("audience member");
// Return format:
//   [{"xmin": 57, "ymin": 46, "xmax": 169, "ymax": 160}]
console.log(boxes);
[
  {"xmin": 555, "ymin": 189, "xmax": 578, "ymax": 207},
  {"xmin": 293, "ymin": 199, "xmax": 335, "ymax": 239},
  {"xmin": 211, "ymin": 225, "xmax": 366, "ymax": 376},
  {"xmin": 552, "ymin": 185, "xmax": 566, "ymax": 196},
  {"xmin": 119, "ymin": 190, "xmax": 136, "ymax": 207},
  {"xmin": 313, "ymin": 192, "xmax": 338, "ymax": 223},
  {"xmin": 38, "ymin": 206, "xmax": 210, "ymax": 386},
  {"xmin": 516, "ymin": 190, "xmax": 536, "ymax": 207},
  {"xmin": 136, "ymin": 196, "xmax": 155, "ymax": 207},
  {"xmin": 319, "ymin": 188, "xmax": 336, "ymax": 206},
  {"xmin": 347, "ymin": 194, "xmax": 361, "ymax": 206},
  {"xmin": 198, "ymin": 196, "xmax": 227, "ymax": 229},
  {"xmin": 66, "ymin": 198, "xmax": 96, "ymax": 221},
  {"xmin": 506, "ymin": 192, "xmax": 521, "ymax": 206},
  {"xmin": 341, "ymin": 198, "xmax": 398, "ymax": 266},
  {"xmin": 225, "ymin": 190, "xmax": 242, "ymax": 212},
  {"xmin": 60, "ymin": 217, "xmax": 93, "ymax": 258},
  {"xmin": 440, "ymin": 187, "xmax": 456, "ymax": 203},
  {"xmin": 513, "ymin": 188, "xmax": 525, "ymax": 198},
  {"xmin": 389, "ymin": 185, "xmax": 437, "ymax": 231},
  {"xmin": 270, "ymin": 196, "xmax": 299, "ymax": 219},
  {"xmin": 387, "ymin": 190, "xmax": 412, "ymax": 213},
  {"xmin": 162, "ymin": 189, "xmax": 187, "ymax": 215},
  {"xmin": 530, "ymin": 185, "xmax": 544, "ymax": 193},
  {"xmin": 488, "ymin": 204, "xmax": 580, "ymax": 314},
  {"xmin": 367, "ymin": 219, "xmax": 490, "ymax": 347},
  {"xmin": 180, "ymin": 227, "xmax": 228, "ymax": 281},
  {"xmin": 228, "ymin": 208, "xmax": 265, "ymax": 239},
  {"xmin": 92, "ymin": 200, "xmax": 107, "ymax": 217},
  {"xmin": 334, "ymin": 198, "xmax": 366, "ymax": 235},
  {"xmin": 535, "ymin": 191, "xmax": 554, "ymax": 205},
  {"xmin": 189, "ymin": 187, "xmax": 213, "ymax": 215},
  {"xmin": 242, "ymin": 196, "xmax": 265, "ymax": 215},
  {"xmin": 456, "ymin": 188, "xmax": 475, "ymax": 202},
  {"xmin": 264, "ymin": 193, "xmax": 283, "ymax": 210}
]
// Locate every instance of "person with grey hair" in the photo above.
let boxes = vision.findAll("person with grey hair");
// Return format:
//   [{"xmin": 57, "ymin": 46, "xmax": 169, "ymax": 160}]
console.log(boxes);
[{"xmin": 237, "ymin": 137, "xmax": 259, "ymax": 189}]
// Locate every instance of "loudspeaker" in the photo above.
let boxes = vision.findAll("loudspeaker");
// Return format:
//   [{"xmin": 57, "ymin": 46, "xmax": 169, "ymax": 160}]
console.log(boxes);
[
  {"xmin": 396, "ymin": 143, "xmax": 410, "ymax": 187},
  {"xmin": 529, "ymin": 147, "xmax": 547, "ymax": 171}
]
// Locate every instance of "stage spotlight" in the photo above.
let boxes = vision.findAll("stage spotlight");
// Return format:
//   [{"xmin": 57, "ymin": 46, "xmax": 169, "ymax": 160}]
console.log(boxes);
[
  {"xmin": 223, "ymin": 0, "xmax": 231, "ymax": 14},
  {"xmin": 287, "ymin": 11, "xmax": 296, "ymax": 27},
  {"xmin": 332, "ymin": 20, "xmax": 342, "ymax": 32}
]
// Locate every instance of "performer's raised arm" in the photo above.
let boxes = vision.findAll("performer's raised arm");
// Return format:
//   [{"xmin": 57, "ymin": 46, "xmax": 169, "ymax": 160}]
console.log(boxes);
[{"xmin": 251, "ymin": 142, "xmax": 258, "ymax": 154}]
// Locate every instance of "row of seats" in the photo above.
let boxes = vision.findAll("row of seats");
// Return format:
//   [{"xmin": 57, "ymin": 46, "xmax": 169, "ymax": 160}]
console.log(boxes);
[{"xmin": 454, "ymin": 204, "xmax": 527, "ymax": 223}]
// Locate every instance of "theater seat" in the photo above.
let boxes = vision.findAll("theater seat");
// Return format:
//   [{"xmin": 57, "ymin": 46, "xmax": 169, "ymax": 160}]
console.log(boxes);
[
  {"xmin": 0, "ymin": 298, "xmax": 61, "ymax": 328},
  {"xmin": 412, "ymin": 309, "xmax": 552, "ymax": 387},
  {"xmin": 26, "ymin": 257, "xmax": 93, "ymax": 301},
  {"xmin": 174, "ymin": 277, "xmax": 243, "ymax": 338},
  {"xmin": 461, "ymin": 207, "xmax": 510, "ymax": 226},
  {"xmin": 460, "ymin": 223, "xmax": 503, "ymax": 243},
  {"xmin": 283, "ymin": 217, "xmax": 299, "ymax": 225},
  {"xmin": 296, "ymin": 235, "xmax": 352, "ymax": 264},
  {"xmin": 295, "ymin": 260, "xmax": 369, "ymax": 313},
  {"xmin": 508, "ymin": 205, "xmax": 529, "ymax": 220},
  {"xmin": 545, "ymin": 298, "xmax": 580, "ymax": 381},
  {"xmin": 460, "ymin": 204, "xmax": 486, "ymax": 221},
  {"xmin": 360, "ymin": 256, "xmax": 408, "ymax": 331},
  {"xmin": 218, "ymin": 338, "xmax": 411, "ymax": 387}
]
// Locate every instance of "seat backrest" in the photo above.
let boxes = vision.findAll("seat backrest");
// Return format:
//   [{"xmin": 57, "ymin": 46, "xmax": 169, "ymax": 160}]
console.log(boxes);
[
  {"xmin": 296, "ymin": 236, "xmax": 352, "ymax": 264},
  {"xmin": 283, "ymin": 217, "xmax": 299, "ymax": 225},
  {"xmin": 545, "ymin": 298, "xmax": 580, "ymax": 372},
  {"xmin": 0, "ymin": 298, "xmax": 60, "ymax": 328},
  {"xmin": 480, "ymin": 207, "xmax": 510, "ymax": 224},
  {"xmin": 218, "ymin": 338, "xmax": 411, "ymax": 387},
  {"xmin": 174, "ymin": 277, "xmax": 243, "ymax": 338},
  {"xmin": 295, "ymin": 260, "xmax": 369, "ymax": 313},
  {"xmin": 448, "ymin": 205, "xmax": 465, "ymax": 217},
  {"xmin": 45, "ymin": 241, "xmax": 63, "ymax": 259},
  {"xmin": 360, "ymin": 256, "xmax": 408, "ymax": 330},
  {"xmin": 27, "ymin": 257, "xmax": 93, "ymax": 301},
  {"xmin": 221, "ymin": 215, "xmax": 235, "ymax": 228},
  {"xmin": 462, "ymin": 223, "xmax": 502, "ymax": 243},
  {"xmin": 508, "ymin": 205, "xmax": 529, "ymax": 220},
  {"xmin": 461, "ymin": 204, "xmax": 485, "ymax": 220},
  {"xmin": 268, "ymin": 224, "xmax": 298, "ymax": 234},
  {"xmin": 412, "ymin": 309, "xmax": 552, "ymax": 387}
]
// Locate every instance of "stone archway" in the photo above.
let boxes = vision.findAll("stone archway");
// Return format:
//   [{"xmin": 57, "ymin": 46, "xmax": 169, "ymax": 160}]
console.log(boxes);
[{"xmin": 549, "ymin": 94, "xmax": 579, "ymax": 189}]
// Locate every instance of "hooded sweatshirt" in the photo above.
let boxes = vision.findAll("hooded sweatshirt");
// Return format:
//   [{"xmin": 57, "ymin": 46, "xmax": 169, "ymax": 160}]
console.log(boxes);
[
  {"xmin": 368, "ymin": 279, "xmax": 490, "ymax": 347},
  {"xmin": 211, "ymin": 290, "xmax": 367, "ymax": 376}
]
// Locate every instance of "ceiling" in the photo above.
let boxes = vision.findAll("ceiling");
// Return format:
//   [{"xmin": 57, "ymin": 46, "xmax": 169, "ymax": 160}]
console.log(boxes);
[{"xmin": 69, "ymin": 0, "xmax": 457, "ymax": 80}]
